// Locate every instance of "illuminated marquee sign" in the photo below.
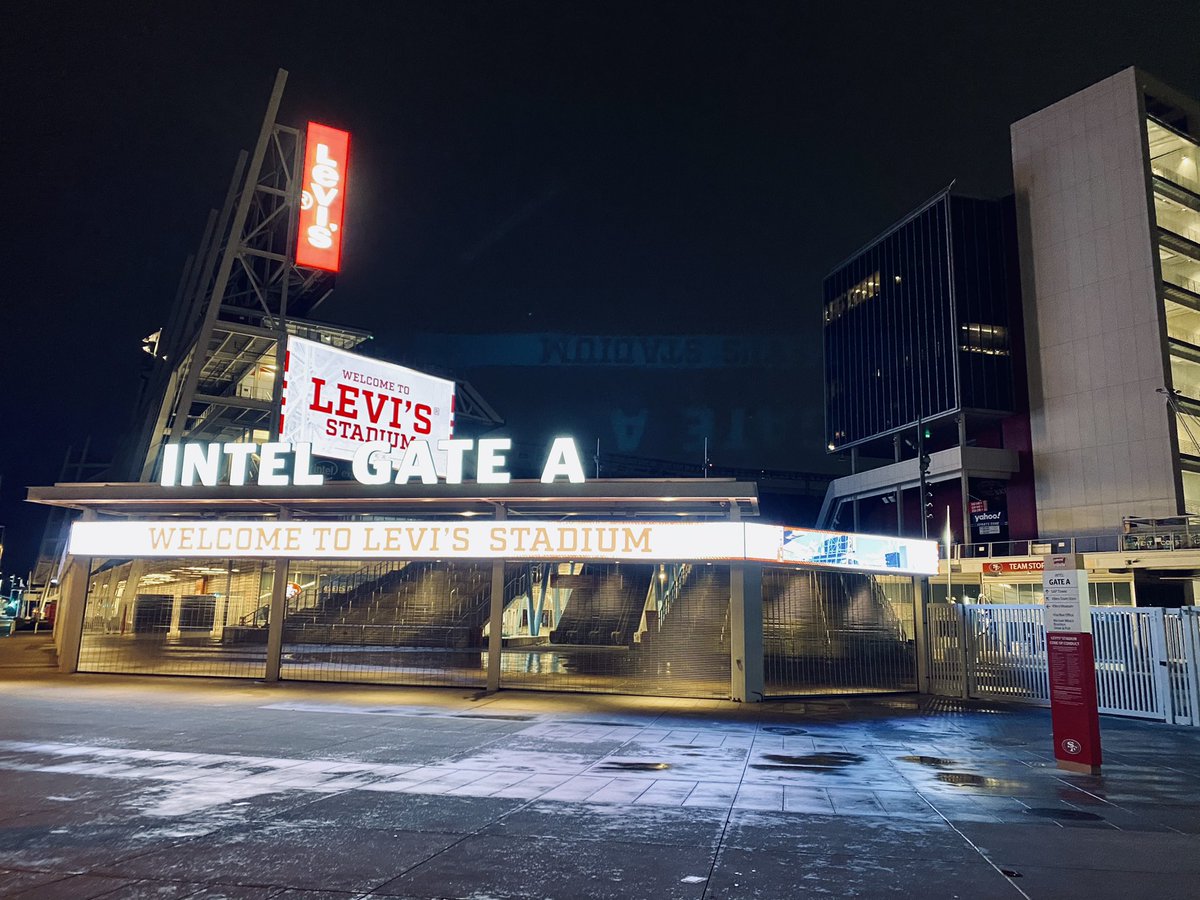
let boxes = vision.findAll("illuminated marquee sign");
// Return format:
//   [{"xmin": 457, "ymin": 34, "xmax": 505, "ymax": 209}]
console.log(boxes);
[
  {"xmin": 280, "ymin": 336, "xmax": 455, "ymax": 469},
  {"xmin": 296, "ymin": 122, "xmax": 349, "ymax": 271},
  {"xmin": 158, "ymin": 438, "xmax": 586, "ymax": 487},
  {"xmin": 69, "ymin": 520, "xmax": 939, "ymax": 575}
]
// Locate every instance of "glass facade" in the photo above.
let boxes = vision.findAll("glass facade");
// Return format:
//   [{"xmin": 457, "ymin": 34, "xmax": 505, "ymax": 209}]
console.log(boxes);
[
  {"xmin": 1149, "ymin": 115, "xmax": 1200, "ymax": 515},
  {"xmin": 824, "ymin": 193, "xmax": 1017, "ymax": 451}
]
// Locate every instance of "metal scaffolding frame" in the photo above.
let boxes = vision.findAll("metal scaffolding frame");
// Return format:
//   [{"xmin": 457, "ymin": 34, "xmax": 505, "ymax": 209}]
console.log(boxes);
[
  {"xmin": 135, "ymin": 69, "xmax": 353, "ymax": 482},
  {"xmin": 131, "ymin": 68, "xmax": 502, "ymax": 483}
]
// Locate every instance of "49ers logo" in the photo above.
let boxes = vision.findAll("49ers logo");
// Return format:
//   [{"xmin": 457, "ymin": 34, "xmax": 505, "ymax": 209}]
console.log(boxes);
[{"xmin": 296, "ymin": 122, "xmax": 349, "ymax": 271}]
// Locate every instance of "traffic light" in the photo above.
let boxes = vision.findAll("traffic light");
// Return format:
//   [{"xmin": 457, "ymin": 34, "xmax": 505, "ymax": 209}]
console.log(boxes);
[{"xmin": 919, "ymin": 452, "xmax": 931, "ymax": 475}]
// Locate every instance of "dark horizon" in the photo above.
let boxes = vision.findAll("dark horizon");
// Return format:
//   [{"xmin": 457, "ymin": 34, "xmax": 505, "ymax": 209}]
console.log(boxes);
[{"xmin": 5, "ymin": 1, "xmax": 1200, "ymax": 577}]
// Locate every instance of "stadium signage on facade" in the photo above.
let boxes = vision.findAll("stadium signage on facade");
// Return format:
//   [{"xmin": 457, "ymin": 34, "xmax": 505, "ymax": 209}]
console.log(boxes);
[
  {"xmin": 69, "ymin": 519, "xmax": 941, "ymax": 575},
  {"xmin": 295, "ymin": 122, "xmax": 350, "ymax": 271},
  {"xmin": 280, "ymin": 336, "xmax": 457, "ymax": 472},
  {"xmin": 158, "ymin": 437, "xmax": 586, "ymax": 488}
]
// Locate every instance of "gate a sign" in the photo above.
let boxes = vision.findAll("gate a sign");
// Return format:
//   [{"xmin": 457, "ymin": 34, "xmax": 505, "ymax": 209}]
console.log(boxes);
[{"xmin": 1043, "ymin": 553, "xmax": 1102, "ymax": 774}]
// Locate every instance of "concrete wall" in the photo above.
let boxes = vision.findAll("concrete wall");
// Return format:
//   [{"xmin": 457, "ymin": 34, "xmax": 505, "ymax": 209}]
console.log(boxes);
[{"xmin": 1012, "ymin": 67, "xmax": 1177, "ymax": 535}]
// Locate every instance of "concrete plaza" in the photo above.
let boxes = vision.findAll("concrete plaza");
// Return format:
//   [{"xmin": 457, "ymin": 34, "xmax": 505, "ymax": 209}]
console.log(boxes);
[{"xmin": 1, "ymin": 635, "xmax": 1199, "ymax": 898}]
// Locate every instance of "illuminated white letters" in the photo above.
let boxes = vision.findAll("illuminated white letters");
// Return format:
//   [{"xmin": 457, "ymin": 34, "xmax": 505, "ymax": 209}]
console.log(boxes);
[
  {"xmin": 439, "ymin": 438, "xmax": 474, "ymax": 483},
  {"xmin": 393, "ymin": 440, "xmax": 439, "ymax": 485},
  {"xmin": 306, "ymin": 143, "xmax": 340, "ymax": 250},
  {"xmin": 258, "ymin": 443, "xmax": 290, "ymax": 487},
  {"xmin": 159, "ymin": 438, "xmax": 590, "ymax": 488},
  {"xmin": 296, "ymin": 124, "xmax": 349, "ymax": 272},
  {"xmin": 292, "ymin": 443, "xmax": 325, "ymax": 487},
  {"xmin": 223, "ymin": 443, "xmax": 257, "ymax": 486},
  {"xmin": 159, "ymin": 444, "xmax": 180, "ymax": 487},
  {"xmin": 540, "ymin": 437, "xmax": 586, "ymax": 484},
  {"xmin": 181, "ymin": 443, "xmax": 221, "ymax": 487},
  {"xmin": 352, "ymin": 441, "xmax": 393, "ymax": 485},
  {"xmin": 476, "ymin": 438, "xmax": 512, "ymax": 485}
]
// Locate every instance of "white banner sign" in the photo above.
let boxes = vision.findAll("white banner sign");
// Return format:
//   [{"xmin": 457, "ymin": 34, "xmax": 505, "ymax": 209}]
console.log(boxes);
[
  {"xmin": 68, "ymin": 520, "xmax": 939, "ymax": 574},
  {"xmin": 1043, "ymin": 554, "xmax": 1090, "ymax": 633},
  {"xmin": 280, "ymin": 336, "xmax": 455, "ymax": 469}
]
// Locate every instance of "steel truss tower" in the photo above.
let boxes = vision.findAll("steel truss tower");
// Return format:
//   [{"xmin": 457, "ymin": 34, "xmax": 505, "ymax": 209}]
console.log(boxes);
[
  {"xmin": 131, "ymin": 68, "xmax": 502, "ymax": 482},
  {"xmin": 132, "ymin": 69, "xmax": 362, "ymax": 481}
]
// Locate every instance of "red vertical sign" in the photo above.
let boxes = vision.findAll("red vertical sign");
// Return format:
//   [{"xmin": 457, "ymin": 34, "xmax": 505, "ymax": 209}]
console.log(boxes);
[
  {"xmin": 1044, "ymin": 554, "xmax": 1101, "ymax": 774},
  {"xmin": 1048, "ymin": 632, "xmax": 1102, "ymax": 773},
  {"xmin": 296, "ymin": 122, "xmax": 350, "ymax": 271}
]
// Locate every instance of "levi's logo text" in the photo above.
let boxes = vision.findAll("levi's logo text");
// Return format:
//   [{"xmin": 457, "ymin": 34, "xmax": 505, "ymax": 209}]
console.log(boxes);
[
  {"xmin": 279, "ymin": 336, "xmax": 455, "ymax": 467},
  {"xmin": 309, "ymin": 374, "xmax": 431, "ymax": 450},
  {"xmin": 296, "ymin": 122, "xmax": 349, "ymax": 271}
]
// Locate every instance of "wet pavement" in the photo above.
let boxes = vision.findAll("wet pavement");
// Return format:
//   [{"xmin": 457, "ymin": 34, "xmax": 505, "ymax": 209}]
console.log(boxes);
[{"xmin": 1, "ymin": 662, "xmax": 1200, "ymax": 897}]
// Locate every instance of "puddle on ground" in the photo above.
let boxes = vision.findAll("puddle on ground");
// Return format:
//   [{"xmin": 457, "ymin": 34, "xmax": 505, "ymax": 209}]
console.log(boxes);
[
  {"xmin": 749, "ymin": 752, "xmax": 865, "ymax": 772},
  {"xmin": 562, "ymin": 720, "xmax": 640, "ymax": 728},
  {"xmin": 597, "ymin": 761, "xmax": 671, "ymax": 772},
  {"xmin": 761, "ymin": 726, "xmax": 809, "ymax": 736},
  {"xmin": 897, "ymin": 755, "xmax": 958, "ymax": 768},
  {"xmin": 1024, "ymin": 807, "xmax": 1105, "ymax": 821},
  {"xmin": 935, "ymin": 772, "xmax": 1023, "ymax": 790},
  {"xmin": 453, "ymin": 713, "xmax": 537, "ymax": 722}
]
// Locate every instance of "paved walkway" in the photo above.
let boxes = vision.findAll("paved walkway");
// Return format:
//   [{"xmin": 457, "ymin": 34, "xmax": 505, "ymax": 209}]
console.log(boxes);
[{"xmin": 1, "ymin": 653, "xmax": 1199, "ymax": 897}]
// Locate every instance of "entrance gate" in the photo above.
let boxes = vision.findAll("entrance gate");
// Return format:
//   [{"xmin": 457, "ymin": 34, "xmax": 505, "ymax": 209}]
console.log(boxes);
[
  {"xmin": 37, "ymin": 477, "xmax": 937, "ymax": 701},
  {"xmin": 925, "ymin": 603, "xmax": 1200, "ymax": 725}
]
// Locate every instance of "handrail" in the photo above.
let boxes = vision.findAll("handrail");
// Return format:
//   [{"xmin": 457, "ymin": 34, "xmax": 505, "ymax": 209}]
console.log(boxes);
[
  {"xmin": 1153, "ymin": 163, "xmax": 1200, "ymax": 197},
  {"xmin": 657, "ymin": 563, "xmax": 690, "ymax": 627},
  {"xmin": 1164, "ymin": 271, "xmax": 1200, "ymax": 298},
  {"xmin": 946, "ymin": 523, "xmax": 1200, "ymax": 560}
]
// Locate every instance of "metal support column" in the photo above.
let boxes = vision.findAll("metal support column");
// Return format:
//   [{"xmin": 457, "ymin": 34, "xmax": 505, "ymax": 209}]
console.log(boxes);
[
  {"xmin": 728, "ymin": 504, "xmax": 763, "ymax": 702},
  {"xmin": 268, "ymin": 118, "xmax": 304, "ymax": 440},
  {"xmin": 117, "ymin": 558, "xmax": 146, "ymax": 636},
  {"xmin": 264, "ymin": 508, "xmax": 291, "ymax": 682},
  {"xmin": 850, "ymin": 447, "xmax": 860, "ymax": 531},
  {"xmin": 56, "ymin": 511, "xmax": 95, "ymax": 673},
  {"xmin": 958, "ymin": 414, "xmax": 969, "ymax": 547},
  {"xmin": 914, "ymin": 576, "xmax": 930, "ymax": 693},
  {"xmin": 894, "ymin": 435, "xmax": 903, "ymax": 535},
  {"xmin": 487, "ymin": 506, "xmax": 507, "ymax": 692},
  {"xmin": 730, "ymin": 563, "xmax": 764, "ymax": 702}
]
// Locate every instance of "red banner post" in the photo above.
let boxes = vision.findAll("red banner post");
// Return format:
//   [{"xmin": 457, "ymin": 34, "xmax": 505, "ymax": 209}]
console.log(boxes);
[{"xmin": 1043, "ymin": 553, "xmax": 1102, "ymax": 774}]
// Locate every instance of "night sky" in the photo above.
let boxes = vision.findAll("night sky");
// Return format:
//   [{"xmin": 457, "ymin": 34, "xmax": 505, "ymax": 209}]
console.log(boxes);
[{"xmin": 4, "ymin": 1, "xmax": 1200, "ymax": 578}]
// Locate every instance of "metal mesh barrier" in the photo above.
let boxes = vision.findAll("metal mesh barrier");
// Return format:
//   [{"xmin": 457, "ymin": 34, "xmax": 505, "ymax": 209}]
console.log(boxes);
[
  {"xmin": 498, "ymin": 562, "xmax": 731, "ymax": 698},
  {"xmin": 279, "ymin": 559, "xmax": 490, "ymax": 687},
  {"xmin": 77, "ymin": 558, "xmax": 271, "ymax": 678},
  {"xmin": 762, "ymin": 568, "xmax": 916, "ymax": 696}
]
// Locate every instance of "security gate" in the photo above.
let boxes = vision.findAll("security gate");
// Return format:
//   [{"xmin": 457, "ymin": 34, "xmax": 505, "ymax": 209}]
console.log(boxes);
[
  {"xmin": 763, "ymin": 568, "xmax": 917, "ymax": 696},
  {"xmin": 925, "ymin": 603, "xmax": 1200, "ymax": 725},
  {"xmin": 497, "ymin": 562, "xmax": 732, "ymax": 698}
]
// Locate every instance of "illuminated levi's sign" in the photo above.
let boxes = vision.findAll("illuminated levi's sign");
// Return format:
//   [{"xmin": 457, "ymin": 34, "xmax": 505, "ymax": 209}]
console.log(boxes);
[
  {"xmin": 280, "ymin": 336, "xmax": 455, "ymax": 469},
  {"xmin": 158, "ymin": 438, "xmax": 586, "ymax": 487},
  {"xmin": 69, "ymin": 520, "xmax": 940, "ymax": 574},
  {"xmin": 296, "ymin": 122, "xmax": 349, "ymax": 271}
]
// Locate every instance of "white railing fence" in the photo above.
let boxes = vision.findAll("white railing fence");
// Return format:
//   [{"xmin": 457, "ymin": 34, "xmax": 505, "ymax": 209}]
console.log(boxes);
[{"xmin": 925, "ymin": 604, "xmax": 1200, "ymax": 725}]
